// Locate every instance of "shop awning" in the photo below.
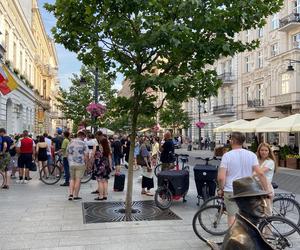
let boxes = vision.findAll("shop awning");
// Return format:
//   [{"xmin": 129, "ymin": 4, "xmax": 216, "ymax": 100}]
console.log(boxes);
[
  {"xmin": 230, "ymin": 117, "xmax": 277, "ymax": 133},
  {"xmin": 256, "ymin": 114, "xmax": 300, "ymax": 132},
  {"xmin": 213, "ymin": 119, "xmax": 249, "ymax": 133}
]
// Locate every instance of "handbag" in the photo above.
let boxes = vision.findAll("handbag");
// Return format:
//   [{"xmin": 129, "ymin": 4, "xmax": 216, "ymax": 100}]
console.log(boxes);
[{"xmin": 30, "ymin": 161, "xmax": 37, "ymax": 171}]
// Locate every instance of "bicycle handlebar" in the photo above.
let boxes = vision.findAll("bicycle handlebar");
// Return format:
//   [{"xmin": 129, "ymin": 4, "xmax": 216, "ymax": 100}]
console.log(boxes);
[
  {"xmin": 174, "ymin": 153, "xmax": 189, "ymax": 157},
  {"xmin": 194, "ymin": 156, "xmax": 220, "ymax": 161}
]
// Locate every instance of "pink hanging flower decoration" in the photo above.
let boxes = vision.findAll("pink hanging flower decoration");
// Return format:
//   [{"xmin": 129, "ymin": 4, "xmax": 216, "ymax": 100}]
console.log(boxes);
[
  {"xmin": 195, "ymin": 121, "xmax": 206, "ymax": 128},
  {"xmin": 152, "ymin": 123, "xmax": 161, "ymax": 132},
  {"xmin": 86, "ymin": 103, "xmax": 106, "ymax": 118}
]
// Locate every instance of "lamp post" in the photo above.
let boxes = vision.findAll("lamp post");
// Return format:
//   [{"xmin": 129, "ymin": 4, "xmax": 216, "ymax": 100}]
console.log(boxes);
[
  {"xmin": 80, "ymin": 67, "xmax": 99, "ymax": 133},
  {"xmin": 198, "ymin": 98, "xmax": 202, "ymax": 150},
  {"xmin": 286, "ymin": 59, "xmax": 300, "ymax": 71}
]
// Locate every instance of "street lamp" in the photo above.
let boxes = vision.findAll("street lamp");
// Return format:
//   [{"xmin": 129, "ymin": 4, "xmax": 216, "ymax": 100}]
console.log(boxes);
[
  {"xmin": 286, "ymin": 59, "xmax": 300, "ymax": 71},
  {"xmin": 80, "ymin": 67, "xmax": 99, "ymax": 133}
]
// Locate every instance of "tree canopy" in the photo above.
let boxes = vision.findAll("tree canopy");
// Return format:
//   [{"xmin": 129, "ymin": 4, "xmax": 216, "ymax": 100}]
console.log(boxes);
[
  {"xmin": 56, "ymin": 66, "xmax": 116, "ymax": 131},
  {"xmin": 159, "ymin": 100, "xmax": 191, "ymax": 132},
  {"xmin": 46, "ymin": 0, "xmax": 283, "ymax": 218}
]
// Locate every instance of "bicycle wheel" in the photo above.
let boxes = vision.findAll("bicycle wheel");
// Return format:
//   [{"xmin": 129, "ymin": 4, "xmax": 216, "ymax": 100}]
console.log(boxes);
[
  {"xmin": 154, "ymin": 186, "xmax": 172, "ymax": 210},
  {"xmin": 81, "ymin": 168, "xmax": 93, "ymax": 184},
  {"xmin": 40, "ymin": 165, "xmax": 61, "ymax": 185},
  {"xmin": 201, "ymin": 196, "xmax": 224, "ymax": 208},
  {"xmin": 192, "ymin": 205, "xmax": 227, "ymax": 246},
  {"xmin": 273, "ymin": 197, "xmax": 300, "ymax": 228},
  {"xmin": 154, "ymin": 163, "xmax": 162, "ymax": 177},
  {"xmin": 258, "ymin": 216, "xmax": 300, "ymax": 249},
  {"xmin": 0, "ymin": 171, "xmax": 5, "ymax": 187}
]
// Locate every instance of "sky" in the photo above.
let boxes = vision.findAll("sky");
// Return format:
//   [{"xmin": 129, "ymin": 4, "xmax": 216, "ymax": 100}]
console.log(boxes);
[{"xmin": 38, "ymin": 0, "xmax": 123, "ymax": 90}]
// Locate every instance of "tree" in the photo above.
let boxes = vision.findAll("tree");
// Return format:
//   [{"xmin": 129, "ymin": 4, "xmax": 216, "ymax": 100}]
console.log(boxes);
[
  {"xmin": 46, "ymin": 0, "xmax": 283, "ymax": 218},
  {"xmin": 56, "ymin": 66, "xmax": 115, "ymax": 131},
  {"xmin": 159, "ymin": 100, "xmax": 191, "ymax": 133}
]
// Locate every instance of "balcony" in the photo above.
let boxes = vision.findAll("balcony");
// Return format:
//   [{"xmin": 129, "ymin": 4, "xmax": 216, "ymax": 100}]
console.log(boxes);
[
  {"xmin": 213, "ymin": 104, "xmax": 235, "ymax": 116},
  {"xmin": 217, "ymin": 73, "xmax": 236, "ymax": 85},
  {"xmin": 247, "ymin": 99, "xmax": 264, "ymax": 112},
  {"xmin": 279, "ymin": 13, "xmax": 300, "ymax": 32}
]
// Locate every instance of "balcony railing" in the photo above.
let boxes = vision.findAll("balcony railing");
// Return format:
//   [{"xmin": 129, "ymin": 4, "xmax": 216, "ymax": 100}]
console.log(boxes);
[
  {"xmin": 217, "ymin": 73, "xmax": 236, "ymax": 85},
  {"xmin": 247, "ymin": 99, "xmax": 264, "ymax": 108},
  {"xmin": 279, "ymin": 13, "xmax": 300, "ymax": 31},
  {"xmin": 213, "ymin": 104, "xmax": 235, "ymax": 116}
]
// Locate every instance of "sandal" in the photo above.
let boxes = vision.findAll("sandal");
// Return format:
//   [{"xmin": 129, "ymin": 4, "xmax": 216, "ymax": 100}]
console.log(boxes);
[
  {"xmin": 68, "ymin": 195, "xmax": 73, "ymax": 201},
  {"xmin": 94, "ymin": 197, "xmax": 104, "ymax": 201},
  {"xmin": 73, "ymin": 197, "xmax": 82, "ymax": 200}
]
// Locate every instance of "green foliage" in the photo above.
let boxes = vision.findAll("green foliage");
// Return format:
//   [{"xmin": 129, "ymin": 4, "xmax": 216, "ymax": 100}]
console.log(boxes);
[
  {"xmin": 279, "ymin": 145, "xmax": 292, "ymax": 160},
  {"xmin": 45, "ymin": 0, "xmax": 283, "ymax": 109},
  {"xmin": 159, "ymin": 100, "xmax": 191, "ymax": 130},
  {"xmin": 56, "ymin": 66, "xmax": 116, "ymax": 128}
]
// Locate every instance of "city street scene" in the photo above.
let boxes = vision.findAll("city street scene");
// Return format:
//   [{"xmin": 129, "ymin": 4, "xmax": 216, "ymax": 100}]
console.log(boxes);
[{"xmin": 1, "ymin": 0, "xmax": 300, "ymax": 250}]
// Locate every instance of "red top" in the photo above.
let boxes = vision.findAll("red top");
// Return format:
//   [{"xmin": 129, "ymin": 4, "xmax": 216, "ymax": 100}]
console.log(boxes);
[{"xmin": 19, "ymin": 137, "xmax": 34, "ymax": 154}]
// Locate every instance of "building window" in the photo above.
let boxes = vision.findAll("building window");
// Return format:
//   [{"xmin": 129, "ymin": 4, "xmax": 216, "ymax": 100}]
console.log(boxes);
[
  {"xmin": 281, "ymin": 73, "xmax": 290, "ymax": 94},
  {"xmin": 245, "ymin": 87, "xmax": 249, "ymax": 102},
  {"xmin": 245, "ymin": 56, "xmax": 250, "ymax": 72},
  {"xmin": 295, "ymin": 0, "xmax": 300, "ymax": 13},
  {"xmin": 257, "ymin": 51, "xmax": 263, "ymax": 68},
  {"xmin": 13, "ymin": 42, "xmax": 16, "ymax": 66},
  {"xmin": 245, "ymin": 30, "xmax": 250, "ymax": 42},
  {"xmin": 271, "ymin": 43, "xmax": 278, "ymax": 56},
  {"xmin": 271, "ymin": 14, "xmax": 279, "ymax": 30},
  {"xmin": 43, "ymin": 79, "xmax": 47, "ymax": 98},
  {"xmin": 4, "ymin": 31, "xmax": 9, "ymax": 59},
  {"xmin": 258, "ymin": 28, "xmax": 263, "ymax": 38},
  {"xmin": 228, "ymin": 59, "xmax": 232, "ymax": 74},
  {"xmin": 257, "ymin": 83, "xmax": 264, "ymax": 101},
  {"xmin": 293, "ymin": 33, "xmax": 300, "ymax": 48}
]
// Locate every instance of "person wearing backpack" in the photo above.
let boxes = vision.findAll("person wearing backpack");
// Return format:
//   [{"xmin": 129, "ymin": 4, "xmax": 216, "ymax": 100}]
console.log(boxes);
[{"xmin": 0, "ymin": 128, "xmax": 12, "ymax": 189}]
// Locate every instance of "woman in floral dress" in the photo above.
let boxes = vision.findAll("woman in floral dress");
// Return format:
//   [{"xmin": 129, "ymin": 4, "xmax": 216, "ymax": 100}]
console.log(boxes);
[{"xmin": 93, "ymin": 131, "xmax": 112, "ymax": 200}]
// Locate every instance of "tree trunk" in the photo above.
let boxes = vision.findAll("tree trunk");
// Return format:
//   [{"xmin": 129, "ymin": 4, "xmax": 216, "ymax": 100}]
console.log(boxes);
[{"xmin": 125, "ymin": 107, "xmax": 138, "ymax": 220}]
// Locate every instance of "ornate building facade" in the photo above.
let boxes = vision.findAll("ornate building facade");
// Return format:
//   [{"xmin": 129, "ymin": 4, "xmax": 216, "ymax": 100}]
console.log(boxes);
[{"xmin": 0, "ymin": 0, "xmax": 59, "ymax": 135}]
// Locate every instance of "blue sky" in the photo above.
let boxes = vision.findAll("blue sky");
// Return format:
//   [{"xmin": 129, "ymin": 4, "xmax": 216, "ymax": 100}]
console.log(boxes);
[{"xmin": 38, "ymin": 0, "xmax": 123, "ymax": 90}]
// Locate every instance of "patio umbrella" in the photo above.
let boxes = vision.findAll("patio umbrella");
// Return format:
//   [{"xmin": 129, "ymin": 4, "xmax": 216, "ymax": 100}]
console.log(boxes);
[
  {"xmin": 213, "ymin": 119, "xmax": 249, "ymax": 133},
  {"xmin": 231, "ymin": 117, "xmax": 277, "ymax": 133},
  {"xmin": 256, "ymin": 114, "xmax": 300, "ymax": 133}
]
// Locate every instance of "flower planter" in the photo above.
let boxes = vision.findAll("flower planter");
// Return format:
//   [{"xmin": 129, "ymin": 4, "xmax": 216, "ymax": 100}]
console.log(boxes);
[
  {"xmin": 286, "ymin": 157, "xmax": 298, "ymax": 169},
  {"xmin": 279, "ymin": 159, "xmax": 286, "ymax": 168}
]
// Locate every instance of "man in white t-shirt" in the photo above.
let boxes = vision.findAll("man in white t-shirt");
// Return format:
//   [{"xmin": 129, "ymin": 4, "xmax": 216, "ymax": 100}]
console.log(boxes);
[{"xmin": 217, "ymin": 132, "xmax": 269, "ymax": 227}]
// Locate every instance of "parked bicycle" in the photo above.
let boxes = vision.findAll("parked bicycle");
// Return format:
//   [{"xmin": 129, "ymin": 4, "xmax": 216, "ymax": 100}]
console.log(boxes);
[
  {"xmin": 193, "ymin": 156, "xmax": 221, "ymax": 205},
  {"xmin": 154, "ymin": 153, "xmax": 189, "ymax": 177},
  {"xmin": 192, "ymin": 189, "xmax": 300, "ymax": 249}
]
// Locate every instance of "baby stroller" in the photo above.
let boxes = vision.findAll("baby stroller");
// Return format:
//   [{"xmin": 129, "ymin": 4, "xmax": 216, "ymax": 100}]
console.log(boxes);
[
  {"xmin": 194, "ymin": 157, "xmax": 220, "ymax": 205},
  {"xmin": 155, "ymin": 170, "xmax": 189, "ymax": 210}
]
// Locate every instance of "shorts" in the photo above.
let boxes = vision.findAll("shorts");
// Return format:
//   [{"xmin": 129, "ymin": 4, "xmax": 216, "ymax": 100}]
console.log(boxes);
[
  {"xmin": 0, "ymin": 153, "xmax": 11, "ymax": 171},
  {"xmin": 224, "ymin": 192, "xmax": 239, "ymax": 216},
  {"xmin": 70, "ymin": 165, "xmax": 85, "ymax": 179},
  {"xmin": 47, "ymin": 155, "xmax": 53, "ymax": 165},
  {"xmin": 18, "ymin": 154, "xmax": 33, "ymax": 169}
]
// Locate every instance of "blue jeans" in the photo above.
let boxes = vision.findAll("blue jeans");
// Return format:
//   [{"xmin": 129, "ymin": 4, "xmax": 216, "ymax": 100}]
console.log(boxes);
[{"xmin": 63, "ymin": 157, "xmax": 70, "ymax": 184}]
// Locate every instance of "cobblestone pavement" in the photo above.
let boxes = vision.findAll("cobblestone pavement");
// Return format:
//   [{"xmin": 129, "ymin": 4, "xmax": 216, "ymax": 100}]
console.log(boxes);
[{"xmin": 0, "ymin": 148, "xmax": 299, "ymax": 250}]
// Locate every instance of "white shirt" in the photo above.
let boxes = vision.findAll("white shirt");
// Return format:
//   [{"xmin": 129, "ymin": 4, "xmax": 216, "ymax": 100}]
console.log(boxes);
[
  {"xmin": 220, "ymin": 148, "xmax": 259, "ymax": 192},
  {"xmin": 259, "ymin": 159, "xmax": 275, "ymax": 183}
]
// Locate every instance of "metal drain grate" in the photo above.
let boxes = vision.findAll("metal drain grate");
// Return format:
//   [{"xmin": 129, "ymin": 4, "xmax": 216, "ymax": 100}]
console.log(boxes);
[{"xmin": 82, "ymin": 200, "xmax": 182, "ymax": 223}]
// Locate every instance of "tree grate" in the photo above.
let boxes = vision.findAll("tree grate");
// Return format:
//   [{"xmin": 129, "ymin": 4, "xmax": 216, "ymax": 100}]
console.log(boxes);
[{"xmin": 82, "ymin": 200, "xmax": 182, "ymax": 224}]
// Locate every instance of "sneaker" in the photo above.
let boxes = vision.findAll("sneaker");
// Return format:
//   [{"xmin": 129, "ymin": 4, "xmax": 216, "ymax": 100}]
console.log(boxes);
[
  {"xmin": 73, "ymin": 197, "xmax": 82, "ymax": 200},
  {"xmin": 2, "ymin": 185, "xmax": 9, "ymax": 189},
  {"xmin": 22, "ymin": 180, "xmax": 28, "ymax": 184},
  {"xmin": 91, "ymin": 190, "xmax": 99, "ymax": 194}
]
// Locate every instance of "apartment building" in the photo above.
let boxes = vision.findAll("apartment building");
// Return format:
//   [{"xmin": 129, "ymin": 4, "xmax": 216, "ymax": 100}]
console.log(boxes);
[
  {"xmin": 184, "ymin": 0, "xmax": 300, "ymax": 145},
  {"xmin": 0, "ymin": 0, "xmax": 59, "ymax": 135}
]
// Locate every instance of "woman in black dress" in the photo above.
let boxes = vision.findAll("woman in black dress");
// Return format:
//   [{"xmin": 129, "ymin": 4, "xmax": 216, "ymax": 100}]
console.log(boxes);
[
  {"xmin": 93, "ymin": 131, "xmax": 112, "ymax": 200},
  {"xmin": 36, "ymin": 136, "xmax": 48, "ymax": 171}
]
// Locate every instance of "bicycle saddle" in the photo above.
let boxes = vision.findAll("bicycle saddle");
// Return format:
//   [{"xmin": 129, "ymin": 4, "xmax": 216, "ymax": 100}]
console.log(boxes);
[{"xmin": 272, "ymin": 182, "xmax": 278, "ymax": 189}]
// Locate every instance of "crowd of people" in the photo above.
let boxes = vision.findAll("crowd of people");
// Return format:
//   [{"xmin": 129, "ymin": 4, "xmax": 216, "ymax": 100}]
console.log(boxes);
[{"xmin": 0, "ymin": 128, "xmax": 176, "ymax": 201}]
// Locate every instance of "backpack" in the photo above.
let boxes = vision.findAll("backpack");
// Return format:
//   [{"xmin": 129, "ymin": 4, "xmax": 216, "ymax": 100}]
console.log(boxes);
[{"xmin": 0, "ymin": 136, "xmax": 2, "ymax": 152}]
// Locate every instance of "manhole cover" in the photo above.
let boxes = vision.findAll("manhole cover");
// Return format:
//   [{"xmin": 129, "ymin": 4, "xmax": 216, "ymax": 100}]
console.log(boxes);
[{"xmin": 82, "ymin": 200, "xmax": 182, "ymax": 223}]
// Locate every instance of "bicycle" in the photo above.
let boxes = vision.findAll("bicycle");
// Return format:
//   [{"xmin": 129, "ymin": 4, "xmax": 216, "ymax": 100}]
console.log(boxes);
[
  {"xmin": 192, "ymin": 198, "xmax": 300, "ymax": 249},
  {"xmin": 154, "ymin": 153, "xmax": 189, "ymax": 177},
  {"xmin": 193, "ymin": 156, "xmax": 221, "ymax": 205}
]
